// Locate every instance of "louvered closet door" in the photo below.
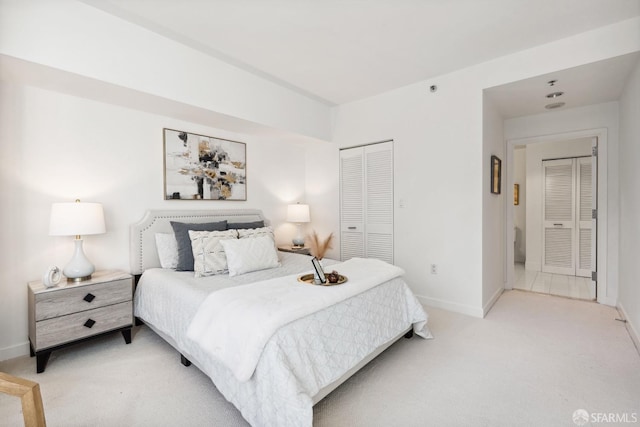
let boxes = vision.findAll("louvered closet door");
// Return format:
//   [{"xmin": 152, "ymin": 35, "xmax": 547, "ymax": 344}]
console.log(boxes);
[
  {"xmin": 576, "ymin": 157, "xmax": 593, "ymax": 278},
  {"xmin": 364, "ymin": 142, "xmax": 393, "ymax": 263},
  {"xmin": 340, "ymin": 148, "xmax": 365, "ymax": 260},
  {"xmin": 542, "ymin": 159, "xmax": 576, "ymax": 275},
  {"xmin": 340, "ymin": 141, "xmax": 394, "ymax": 263}
]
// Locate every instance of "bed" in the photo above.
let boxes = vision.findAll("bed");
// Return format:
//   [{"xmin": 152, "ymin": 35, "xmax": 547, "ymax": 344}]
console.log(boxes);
[{"xmin": 131, "ymin": 209, "xmax": 431, "ymax": 426}]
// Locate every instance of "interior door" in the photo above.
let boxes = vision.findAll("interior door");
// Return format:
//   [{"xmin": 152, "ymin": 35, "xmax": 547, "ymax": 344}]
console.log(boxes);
[
  {"xmin": 590, "ymin": 137, "xmax": 598, "ymax": 294},
  {"xmin": 542, "ymin": 158, "xmax": 576, "ymax": 275},
  {"xmin": 340, "ymin": 141, "xmax": 394, "ymax": 263},
  {"xmin": 364, "ymin": 142, "xmax": 394, "ymax": 263},
  {"xmin": 340, "ymin": 147, "xmax": 365, "ymax": 260},
  {"xmin": 576, "ymin": 156, "xmax": 593, "ymax": 278}
]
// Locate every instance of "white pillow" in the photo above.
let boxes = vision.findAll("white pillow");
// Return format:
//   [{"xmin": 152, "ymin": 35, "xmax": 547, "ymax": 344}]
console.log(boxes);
[
  {"xmin": 237, "ymin": 226, "xmax": 275, "ymax": 240},
  {"xmin": 189, "ymin": 229, "xmax": 238, "ymax": 278},
  {"xmin": 220, "ymin": 235, "xmax": 280, "ymax": 277},
  {"xmin": 155, "ymin": 233, "xmax": 178, "ymax": 269}
]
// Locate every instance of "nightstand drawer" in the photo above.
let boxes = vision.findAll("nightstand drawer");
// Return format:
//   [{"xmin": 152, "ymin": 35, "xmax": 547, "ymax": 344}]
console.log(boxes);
[
  {"xmin": 34, "ymin": 278, "xmax": 132, "ymax": 321},
  {"xmin": 34, "ymin": 301, "xmax": 133, "ymax": 350}
]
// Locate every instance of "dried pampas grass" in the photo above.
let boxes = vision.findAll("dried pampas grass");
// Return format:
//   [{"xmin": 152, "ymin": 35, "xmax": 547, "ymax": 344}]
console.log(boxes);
[{"xmin": 307, "ymin": 231, "xmax": 334, "ymax": 260}]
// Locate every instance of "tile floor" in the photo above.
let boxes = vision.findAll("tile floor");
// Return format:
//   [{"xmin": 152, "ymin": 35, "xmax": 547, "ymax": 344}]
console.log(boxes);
[{"xmin": 513, "ymin": 263, "xmax": 596, "ymax": 301}]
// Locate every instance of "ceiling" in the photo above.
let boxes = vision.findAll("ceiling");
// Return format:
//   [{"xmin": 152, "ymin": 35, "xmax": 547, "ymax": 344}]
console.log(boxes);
[
  {"xmin": 83, "ymin": 0, "xmax": 640, "ymax": 108},
  {"xmin": 486, "ymin": 51, "xmax": 640, "ymax": 118}
]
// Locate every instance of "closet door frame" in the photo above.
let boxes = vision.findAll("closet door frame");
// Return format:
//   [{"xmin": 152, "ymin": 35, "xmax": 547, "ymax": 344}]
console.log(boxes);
[{"xmin": 339, "ymin": 141, "xmax": 394, "ymax": 263}]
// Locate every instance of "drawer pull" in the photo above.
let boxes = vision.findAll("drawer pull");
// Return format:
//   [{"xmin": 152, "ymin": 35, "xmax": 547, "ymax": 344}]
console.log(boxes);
[
  {"xmin": 84, "ymin": 319, "xmax": 96, "ymax": 328},
  {"xmin": 83, "ymin": 293, "xmax": 96, "ymax": 303},
  {"xmin": 348, "ymin": 226, "xmax": 357, "ymax": 230}
]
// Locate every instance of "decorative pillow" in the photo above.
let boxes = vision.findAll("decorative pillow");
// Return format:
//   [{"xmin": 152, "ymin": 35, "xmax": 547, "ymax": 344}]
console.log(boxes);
[
  {"xmin": 227, "ymin": 220, "xmax": 265, "ymax": 230},
  {"xmin": 189, "ymin": 229, "xmax": 238, "ymax": 278},
  {"xmin": 237, "ymin": 226, "xmax": 275, "ymax": 240},
  {"xmin": 220, "ymin": 235, "xmax": 281, "ymax": 277},
  {"xmin": 170, "ymin": 220, "xmax": 227, "ymax": 271},
  {"xmin": 155, "ymin": 233, "xmax": 178, "ymax": 269}
]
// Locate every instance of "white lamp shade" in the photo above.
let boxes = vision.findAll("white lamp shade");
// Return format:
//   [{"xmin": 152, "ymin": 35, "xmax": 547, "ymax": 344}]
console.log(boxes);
[
  {"xmin": 49, "ymin": 202, "xmax": 106, "ymax": 236},
  {"xmin": 287, "ymin": 204, "xmax": 310, "ymax": 223}
]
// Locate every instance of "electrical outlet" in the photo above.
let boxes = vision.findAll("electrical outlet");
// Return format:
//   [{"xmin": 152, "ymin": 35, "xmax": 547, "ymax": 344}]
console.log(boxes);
[{"xmin": 430, "ymin": 264, "xmax": 437, "ymax": 274}]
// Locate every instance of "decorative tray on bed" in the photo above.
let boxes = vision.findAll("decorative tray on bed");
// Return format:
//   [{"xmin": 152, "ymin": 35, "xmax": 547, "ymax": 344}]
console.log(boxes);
[{"xmin": 297, "ymin": 273, "xmax": 348, "ymax": 286}]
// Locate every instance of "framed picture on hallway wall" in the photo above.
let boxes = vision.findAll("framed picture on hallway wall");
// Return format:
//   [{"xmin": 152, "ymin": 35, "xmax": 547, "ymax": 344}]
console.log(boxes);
[
  {"xmin": 490, "ymin": 155, "xmax": 501, "ymax": 194},
  {"xmin": 163, "ymin": 128, "xmax": 247, "ymax": 201}
]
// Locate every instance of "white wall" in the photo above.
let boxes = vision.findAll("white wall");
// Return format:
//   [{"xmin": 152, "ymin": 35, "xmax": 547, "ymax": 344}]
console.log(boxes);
[
  {"xmin": 513, "ymin": 147, "xmax": 526, "ymax": 262},
  {"xmin": 618, "ymin": 58, "xmax": 640, "ymax": 348},
  {"xmin": 0, "ymin": 82, "xmax": 311, "ymax": 360},
  {"xmin": 331, "ymin": 74, "xmax": 485, "ymax": 317},
  {"xmin": 326, "ymin": 19, "xmax": 638, "ymax": 317},
  {"xmin": 505, "ymin": 103, "xmax": 618, "ymax": 305},
  {"xmin": 523, "ymin": 138, "xmax": 593, "ymax": 272},
  {"xmin": 0, "ymin": 0, "xmax": 331, "ymax": 142},
  {"xmin": 482, "ymin": 96, "xmax": 505, "ymax": 313}
]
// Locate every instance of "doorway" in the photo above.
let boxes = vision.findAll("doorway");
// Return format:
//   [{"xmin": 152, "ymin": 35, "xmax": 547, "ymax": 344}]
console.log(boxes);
[{"xmin": 505, "ymin": 129, "xmax": 607, "ymax": 303}]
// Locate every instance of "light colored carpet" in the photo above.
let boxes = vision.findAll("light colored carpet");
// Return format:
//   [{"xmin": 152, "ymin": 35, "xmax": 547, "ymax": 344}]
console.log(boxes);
[{"xmin": 1, "ymin": 290, "xmax": 638, "ymax": 427}]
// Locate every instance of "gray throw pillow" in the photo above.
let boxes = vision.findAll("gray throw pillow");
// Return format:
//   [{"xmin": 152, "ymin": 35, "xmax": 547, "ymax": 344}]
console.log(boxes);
[
  {"xmin": 227, "ymin": 220, "xmax": 265, "ymax": 230},
  {"xmin": 170, "ymin": 220, "xmax": 228, "ymax": 271}
]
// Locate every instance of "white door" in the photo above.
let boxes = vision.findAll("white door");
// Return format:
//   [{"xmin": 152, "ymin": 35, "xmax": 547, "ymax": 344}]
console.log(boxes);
[
  {"xmin": 339, "ymin": 141, "xmax": 394, "ymax": 263},
  {"xmin": 542, "ymin": 159, "xmax": 576, "ymax": 275},
  {"xmin": 542, "ymin": 155, "xmax": 595, "ymax": 279},
  {"xmin": 576, "ymin": 157, "xmax": 593, "ymax": 278},
  {"xmin": 364, "ymin": 142, "xmax": 394, "ymax": 263},
  {"xmin": 340, "ymin": 148, "xmax": 365, "ymax": 260},
  {"xmin": 589, "ymin": 138, "xmax": 598, "ymax": 292}
]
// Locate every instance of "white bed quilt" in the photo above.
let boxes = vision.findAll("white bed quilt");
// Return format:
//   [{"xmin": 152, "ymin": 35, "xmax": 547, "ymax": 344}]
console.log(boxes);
[
  {"xmin": 134, "ymin": 254, "xmax": 431, "ymax": 427},
  {"xmin": 187, "ymin": 257, "xmax": 426, "ymax": 382}
]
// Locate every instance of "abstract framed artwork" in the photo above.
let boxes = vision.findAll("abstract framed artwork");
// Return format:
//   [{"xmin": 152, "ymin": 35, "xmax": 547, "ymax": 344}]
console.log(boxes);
[
  {"xmin": 163, "ymin": 129, "xmax": 247, "ymax": 201},
  {"xmin": 490, "ymin": 155, "xmax": 501, "ymax": 195}
]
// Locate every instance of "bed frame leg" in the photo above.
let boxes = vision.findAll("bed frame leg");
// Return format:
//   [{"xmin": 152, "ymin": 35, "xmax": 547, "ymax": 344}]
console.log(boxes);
[
  {"xmin": 404, "ymin": 329, "xmax": 414, "ymax": 339},
  {"xmin": 181, "ymin": 354, "xmax": 192, "ymax": 367}
]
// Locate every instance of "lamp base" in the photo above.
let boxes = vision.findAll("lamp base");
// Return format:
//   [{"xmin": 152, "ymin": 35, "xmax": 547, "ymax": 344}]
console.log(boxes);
[
  {"xmin": 292, "ymin": 223, "xmax": 305, "ymax": 247},
  {"xmin": 63, "ymin": 239, "xmax": 96, "ymax": 282},
  {"xmin": 67, "ymin": 274, "xmax": 92, "ymax": 283}
]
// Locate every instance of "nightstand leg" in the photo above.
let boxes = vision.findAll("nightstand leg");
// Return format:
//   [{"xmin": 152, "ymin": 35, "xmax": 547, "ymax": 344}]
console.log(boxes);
[
  {"xmin": 36, "ymin": 352, "xmax": 51, "ymax": 374},
  {"xmin": 29, "ymin": 341, "xmax": 35, "ymax": 357},
  {"xmin": 121, "ymin": 328, "xmax": 132, "ymax": 344}
]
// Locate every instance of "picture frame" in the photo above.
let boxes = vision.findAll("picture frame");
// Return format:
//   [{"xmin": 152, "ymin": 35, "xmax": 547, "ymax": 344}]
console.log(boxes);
[
  {"xmin": 311, "ymin": 257, "xmax": 327, "ymax": 284},
  {"xmin": 514, "ymin": 183, "xmax": 520, "ymax": 205},
  {"xmin": 163, "ymin": 128, "xmax": 247, "ymax": 201},
  {"xmin": 491, "ymin": 155, "xmax": 502, "ymax": 195}
]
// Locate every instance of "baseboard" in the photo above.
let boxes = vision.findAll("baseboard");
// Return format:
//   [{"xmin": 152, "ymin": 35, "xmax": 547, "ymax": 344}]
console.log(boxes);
[
  {"xmin": 416, "ymin": 295, "xmax": 483, "ymax": 318},
  {"xmin": 483, "ymin": 287, "xmax": 504, "ymax": 317},
  {"xmin": 617, "ymin": 303, "xmax": 640, "ymax": 356},
  {"xmin": 0, "ymin": 341, "xmax": 30, "ymax": 362}
]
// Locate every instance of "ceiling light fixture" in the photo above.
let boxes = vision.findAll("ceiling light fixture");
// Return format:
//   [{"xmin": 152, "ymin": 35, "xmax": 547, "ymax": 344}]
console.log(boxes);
[
  {"xmin": 545, "ymin": 102, "xmax": 565, "ymax": 110},
  {"xmin": 546, "ymin": 91, "xmax": 564, "ymax": 98}
]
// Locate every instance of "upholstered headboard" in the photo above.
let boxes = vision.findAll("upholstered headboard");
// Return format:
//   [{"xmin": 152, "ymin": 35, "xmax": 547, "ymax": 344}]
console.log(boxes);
[{"xmin": 129, "ymin": 209, "xmax": 266, "ymax": 275}]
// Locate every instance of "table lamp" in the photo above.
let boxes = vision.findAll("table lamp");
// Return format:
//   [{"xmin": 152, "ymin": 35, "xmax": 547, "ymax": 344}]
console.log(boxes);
[
  {"xmin": 49, "ymin": 200, "xmax": 106, "ymax": 282},
  {"xmin": 287, "ymin": 203, "xmax": 310, "ymax": 247}
]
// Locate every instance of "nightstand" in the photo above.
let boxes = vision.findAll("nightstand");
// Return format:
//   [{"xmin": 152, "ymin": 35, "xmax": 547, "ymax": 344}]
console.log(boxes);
[
  {"xmin": 278, "ymin": 245, "xmax": 311, "ymax": 256},
  {"xmin": 28, "ymin": 270, "xmax": 133, "ymax": 373}
]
